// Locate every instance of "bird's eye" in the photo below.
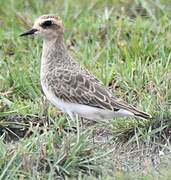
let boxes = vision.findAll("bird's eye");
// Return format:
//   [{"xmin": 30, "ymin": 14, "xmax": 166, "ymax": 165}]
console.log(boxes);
[{"xmin": 42, "ymin": 20, "xmax": 53, "ymax": 27}]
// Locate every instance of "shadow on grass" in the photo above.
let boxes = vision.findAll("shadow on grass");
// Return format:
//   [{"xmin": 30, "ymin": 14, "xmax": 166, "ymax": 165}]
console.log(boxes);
[{"xmin": 0, "ymin": 113, "xmax": 170, "ymax": 144}]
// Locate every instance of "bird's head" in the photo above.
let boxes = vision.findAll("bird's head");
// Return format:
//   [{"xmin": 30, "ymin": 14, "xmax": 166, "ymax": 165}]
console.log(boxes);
[{"xmin": 20, "ymin": 15, "xmax": 64, "ymax": 40}]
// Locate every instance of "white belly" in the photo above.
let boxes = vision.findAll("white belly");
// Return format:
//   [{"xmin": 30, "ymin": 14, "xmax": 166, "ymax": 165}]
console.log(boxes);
[{"xmin": 41, "ymin": 82, "xmax": 134, "ymax": 121}]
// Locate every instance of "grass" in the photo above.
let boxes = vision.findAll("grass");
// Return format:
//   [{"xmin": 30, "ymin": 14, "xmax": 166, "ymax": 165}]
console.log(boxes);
[{"xmin": 0, "ymin": 0, "xmax": 171, "ymax": 179}]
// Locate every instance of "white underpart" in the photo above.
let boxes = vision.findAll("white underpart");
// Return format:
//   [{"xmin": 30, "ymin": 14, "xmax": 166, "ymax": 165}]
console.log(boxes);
[{"xmin": 41, "ymin": 83, "xmax": 135, "ymax": 121}]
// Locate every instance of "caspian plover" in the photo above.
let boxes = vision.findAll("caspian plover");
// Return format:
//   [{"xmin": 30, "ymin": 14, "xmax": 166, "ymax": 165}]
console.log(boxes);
[{"xmin": 20, "ymin": 15, "xmax": 152, "ymax": 121}]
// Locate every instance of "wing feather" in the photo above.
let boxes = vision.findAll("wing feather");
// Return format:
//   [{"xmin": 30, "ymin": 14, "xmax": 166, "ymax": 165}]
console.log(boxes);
[
  {"xmin": 47, "ymin": 69, "xmax": 119, "ymax": 111},
  {"xmin": 45, "ymin": 68, "xmax": 151, "ymax": 119}
]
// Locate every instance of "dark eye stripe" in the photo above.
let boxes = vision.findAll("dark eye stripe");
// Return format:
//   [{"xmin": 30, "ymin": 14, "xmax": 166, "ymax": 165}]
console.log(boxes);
[{"xmin": 41, "ymin": 20, "xmax": 53, "ymax": 28}]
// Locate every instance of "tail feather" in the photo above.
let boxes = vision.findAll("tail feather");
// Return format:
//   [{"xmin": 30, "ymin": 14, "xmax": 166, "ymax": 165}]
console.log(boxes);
[
  {"xmin": 111, "ymin": 98, "xmax": 152, "ymax": 120},
  {"xmin": 132, "ymin": 108, "xmax": 152, "ymax": 119}
]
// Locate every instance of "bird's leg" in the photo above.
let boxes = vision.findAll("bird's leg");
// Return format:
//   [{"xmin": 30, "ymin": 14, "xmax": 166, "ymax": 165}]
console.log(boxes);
[
  {"xmin": 75, "ymin": 114, "xmax": 80, "ymax": 144},
  {"xmin": 92, "ymin": 129, "xmax": 95, "ymax": 144},
  {"xmin": 42, "ymin": 95, "xmax": 50, "ymax": 125},
  {"xmin": 66, "ymin": 111, "xmax": 81, "ymax": 134},
  {"xmin": 67, "ymin": 111, "xmax": 75, "ymax": 121},
  {"xmin": 66, "ymin": 111, "xmax": 76, "ymax": 129}
]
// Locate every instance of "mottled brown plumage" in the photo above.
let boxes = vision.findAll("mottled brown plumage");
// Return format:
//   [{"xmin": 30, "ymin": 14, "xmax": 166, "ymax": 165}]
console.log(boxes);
[{"xmin": 20, "ymin": 14, "xmax": 152, "ymax": 120}]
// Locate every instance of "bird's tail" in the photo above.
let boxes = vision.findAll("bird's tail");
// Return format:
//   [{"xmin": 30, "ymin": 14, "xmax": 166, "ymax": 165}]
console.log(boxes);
[
  {"xmin": 131, "ymin": 107, "xmax": 152, "ymax": 119},
  {"xmin": 111, "ymin": 98, "xmax": 152, "ymax": 120}
]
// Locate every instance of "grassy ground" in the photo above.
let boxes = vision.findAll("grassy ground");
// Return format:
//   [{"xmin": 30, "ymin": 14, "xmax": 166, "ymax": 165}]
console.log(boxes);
[{"xmin": 0, "ymin": 0, "xmax": 171, "ymax": 179}]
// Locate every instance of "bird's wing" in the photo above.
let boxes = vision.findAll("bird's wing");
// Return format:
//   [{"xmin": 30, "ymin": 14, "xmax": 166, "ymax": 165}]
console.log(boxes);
[
  {"xmin": 47, "ymin": 68, "xmax": 119, "ymax": 111},
  {"xmin": 47, "ymin": 69, "xmax": 151, "ymax": 119}
]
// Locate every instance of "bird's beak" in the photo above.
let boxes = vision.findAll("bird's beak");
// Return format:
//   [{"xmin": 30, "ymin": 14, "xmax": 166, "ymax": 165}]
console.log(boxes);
[{"xmin": 20, "ymin": 28, "xmax": 38, "ymax": 36}]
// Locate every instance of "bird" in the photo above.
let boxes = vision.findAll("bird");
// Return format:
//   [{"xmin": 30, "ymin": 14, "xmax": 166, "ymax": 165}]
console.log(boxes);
[{"xmin": 20, "ymin": 14, "xmax": 152, "ymax": 121}]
